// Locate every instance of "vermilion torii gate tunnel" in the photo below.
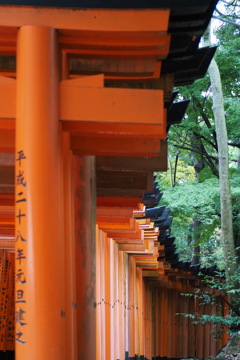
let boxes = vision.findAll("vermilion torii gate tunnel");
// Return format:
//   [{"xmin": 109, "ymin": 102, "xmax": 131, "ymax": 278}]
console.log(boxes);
[{"xmin": 0, "ymin": 2, "xmax": 228, "ymax": 360}]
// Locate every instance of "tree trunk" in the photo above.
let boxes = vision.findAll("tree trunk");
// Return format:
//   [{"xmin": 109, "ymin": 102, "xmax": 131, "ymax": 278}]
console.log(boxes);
[
  {"xmin": 189, "ymin": 134, "xmax": 204, "ymax": 265},
  {"xmin": 168, "ymin": 157, "xmax": 174, "ymax": 188},
  {"xmin": 238, "ymin": 147, "xmax": 240, "ymax": 170},
  {"xmin": 189, "ymin": 133, "xmax": 205, "ymax": 180},
  {"xmin": 191, "ymin": 215, "xmax": 201, "ymax": 265},
  {"xmin": 208, "ymin": 57, "xmax": 238, "ymax": 303}
]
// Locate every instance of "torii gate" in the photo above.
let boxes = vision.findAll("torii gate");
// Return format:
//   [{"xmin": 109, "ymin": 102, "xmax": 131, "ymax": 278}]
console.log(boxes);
[{"xmin": 0, "ymin": 6, "xmax": 170, "ymax": 360}]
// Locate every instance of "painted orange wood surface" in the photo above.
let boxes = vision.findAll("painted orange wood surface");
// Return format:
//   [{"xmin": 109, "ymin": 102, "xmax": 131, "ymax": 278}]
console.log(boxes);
[
  {"xmin": 71, "ymin": 136, "xmax": 161, "ymax": 157},
  {"xmin": 60, "ymin": 85, "xmax": 163, "ymax": 124},
  {"xmin": 15, "ymin": 26, "xmax": 66, "ymax": 360},
  {"xmin": 0, "ymin": 131, "xmax": 15, "ymax": 152},
  {"xmin": 62, "ymin": 132, "xmax": 77, "ymax": 360},
  {"xmin": 0, "ymin": 119, "xmax": 15, "ymax": 130},
  {"xmin": 61, "ymin": 52, "xmax": 77, "ymax": 360},
  {"xmin": 73, "ymin": 155, "xmax": 96, "ymax": 360},
  {"xmin": 96, "ymin": 146, "xmax": 168, "ymax": 172},
  {"xmin": 60, "ymin": 35, "xmax": 169, "ymax": 48},
  {"xmin": 0, "ymin": 76, "xmax": 16, "ymax": 119},
  {"xmin": 62, "ymin": 122, "xmax": 166, "ymax": 139},
  {"xmin": 97, "ymin": 196, "xmax": 142, "ymax": 208},
  {"xmin": 0, "ymin": 8, "xmax": 170, "ymax": 33}
]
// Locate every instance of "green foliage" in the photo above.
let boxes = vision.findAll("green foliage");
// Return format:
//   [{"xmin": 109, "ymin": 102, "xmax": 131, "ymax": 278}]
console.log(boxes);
[
  {"xmin": 161, "ymin": 19, "xmax": 240, "ymax": 268},
  {"xmin": 157, "ymin": 177, "xmax": 222, "ymax": 263},
  {"xmin": 166, "ymin": 21, "xmax": 240, "ymax": 182},
  {"xmin": 224, "ymin": 98, "xmax": 240, "ymax": 143},
  {"xmin": 191, "ymin": 314, "xmax": 240, "ymax": 328},
  {"xmin": 214, "ymin": 22, "xmax": 240, "ymax": 98},
  {"xmin": 198, "ymin": 168, "xmax": 216, "ymax": 182},
  {"xmin": 157, "ymin": 160, "xmax": 195, "ymax": 188},
  {"xmin": 156, "ymin": 171, "xmax": 240, "ymax": 266}
]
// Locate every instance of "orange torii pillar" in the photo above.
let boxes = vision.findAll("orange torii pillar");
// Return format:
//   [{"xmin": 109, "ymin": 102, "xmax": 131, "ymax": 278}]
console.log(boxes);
[
  {"xmin": 62, "ymin": 53, "xmax": 77, "ymax": 360},
  {"xmin": 62, "ymin": 133, "xmax": 77, "ymax": 360},
  {"xmin": 73, "ymin": 155, "xmax": 96, "ymax": 360},
  {"xmin": 15, "ymin": 26, "xmax": 66, "ymax": 359}
]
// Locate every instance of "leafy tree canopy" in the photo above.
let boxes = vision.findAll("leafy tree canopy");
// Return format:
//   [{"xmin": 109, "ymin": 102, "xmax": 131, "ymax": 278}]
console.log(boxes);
[
  {"xmin": 168, "ymin": 16, "xmax": 240, "ymax": 171},
  {"xmin": 157, "ymin": 169, "xmax": 240, "ymax": 267}
]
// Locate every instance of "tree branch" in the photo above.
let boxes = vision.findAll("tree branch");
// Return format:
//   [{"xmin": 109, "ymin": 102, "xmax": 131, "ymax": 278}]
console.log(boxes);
[
  {"xmin": 193, "ymin": 131, "xmax": 218, "ymax": 151},
  {"xmin": 191, "ymin": 95, "xmax": 218, "ymax": 150},
  {"xmin": 170, "ymin": 128, "xmax": 191, "ymax": 148},
  {"xmin": 172, "ymin": 144, "xmax": 218, "ymax": 161},
  {"xmin": 222, "ymin": 0, "xmax": 240, "ymax": 6},
  {"xmin": 200, "ymin": 143, "xmax": 219, "ymax": 177},
  {"xmin": 228, "ymin": 142, "xmax": 240, "ymax": 148},
  {"xmin": 212, "ymin": 15, "xmax": 240, "ymax": 29},
  {"xmin": 173, "ymin": 153, "xmax": 179, "ymax": 187},
  {"xmin": 215, "ymin": 8, "xmax": 226, "ymax": 17}
]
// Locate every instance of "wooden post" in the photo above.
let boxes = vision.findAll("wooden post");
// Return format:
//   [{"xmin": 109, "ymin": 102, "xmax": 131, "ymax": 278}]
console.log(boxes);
[
  {"xmin": 156, "ymin": 287, "xmax": 160, "ymax": 358},
  {"xmin": 142, "ymin": 277, "xmax": 147, "ymax": 358},
  {"xmin": 123, "ymin": 252, "xmax": 129, "ymax": 359},
  {"xmin": 104, "ymin": 234, "xmax": 111, "ymax": 360},
  {"xmin": 96, "ymin": 226, "xmax": 103, "ymax": 360},
  {"xmin": 15, "ymin": 26, "xmax": 66, "ymax": 359},
  {"xmin": 118, "ymin": 250, "xmax": 124, "ymax": 360},
  {"xmin": 112, "ymin": 241, "xmax": 119, "ymax": 360},
  {"xmin": 62, "ymin": 133, "xmax": 77, "ymax": 360},
  {"xmin": 138, "ymin": 268, "xmax": 144, "ymax": 357},
  {"xmin": 61, "ymin": 52, "xmax": 77, "ymax": 360},
  {"xmin": 73, "ymin": 155, "xmax": 96, "ymax": 360},
  {"xmin": 166, "ymin": 290, "xmax": 171, "ymax": 358},
  {"xmin": 145, "ymin": 281, "xmax": 152, "ymax": 359},
  {"xmin": 100, "ymin": 231, "xmax": 107, "ymax": 360},
  {"xmin": 128, "ymin": 256, "xmax": 135, "ymax": 358}
]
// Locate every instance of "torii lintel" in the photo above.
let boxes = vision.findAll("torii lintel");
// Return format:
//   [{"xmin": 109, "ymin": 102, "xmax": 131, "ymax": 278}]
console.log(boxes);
[{"xmin": 0, "ymin": 74, "xmax": 164, "ymax": 125}]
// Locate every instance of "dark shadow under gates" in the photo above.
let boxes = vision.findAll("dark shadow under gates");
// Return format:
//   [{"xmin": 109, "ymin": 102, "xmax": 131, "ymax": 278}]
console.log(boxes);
[{"xmin": 0, "ymin": 351, "xmax": 14, "ymax": 360}]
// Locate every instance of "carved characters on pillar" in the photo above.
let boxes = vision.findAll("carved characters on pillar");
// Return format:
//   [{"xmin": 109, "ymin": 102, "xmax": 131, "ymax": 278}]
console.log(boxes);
[{"xmin": 15, "ymin": 150, "xmax": 27, "ymax": 345}]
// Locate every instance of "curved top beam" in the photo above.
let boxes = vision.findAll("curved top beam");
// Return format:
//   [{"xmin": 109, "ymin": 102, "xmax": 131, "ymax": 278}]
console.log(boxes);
[{"xmin": 0, "ymin": 7, "xmax": 169, "ymax": 32}]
